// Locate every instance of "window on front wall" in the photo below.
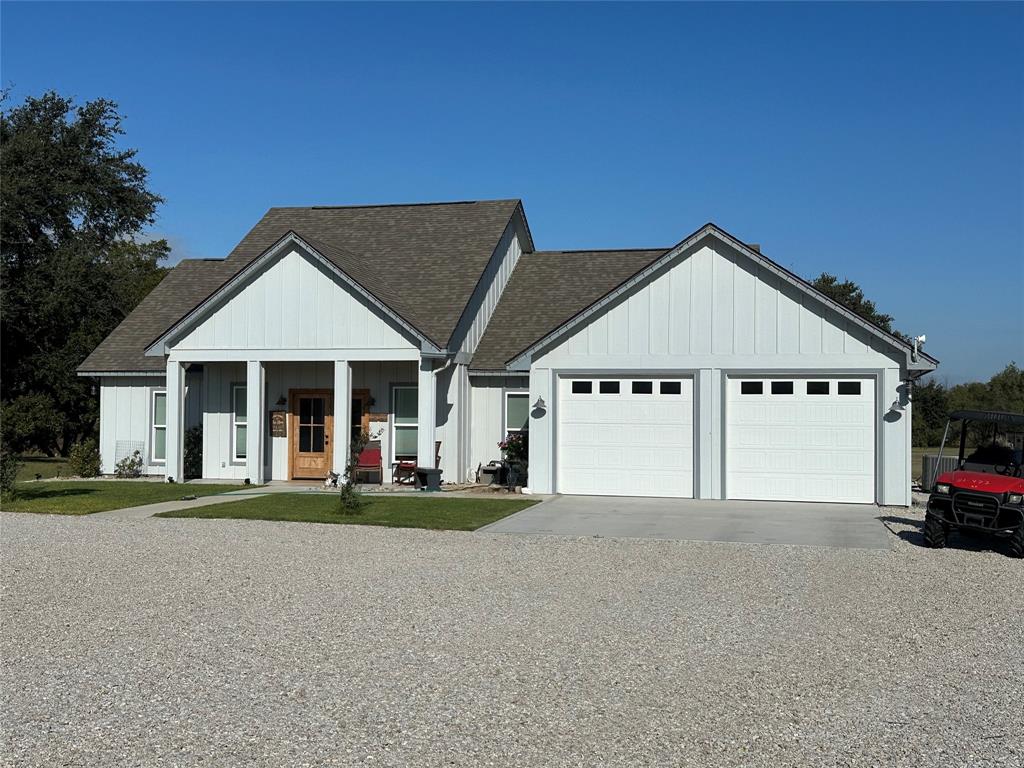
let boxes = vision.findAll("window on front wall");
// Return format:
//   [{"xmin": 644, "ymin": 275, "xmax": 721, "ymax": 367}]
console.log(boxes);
[
  {"xmin": 505, "ymin": 392, "xmax": 529, "ymax": 435},
  {"xmin": 232, "ymin": 384, "xmax": 247, "ymax": 461},
  {"xmin": 151, "ymin": 391, "xmax": 167, "ymax": 463},
  {"xmin": 392, "ymin": 386, "xmax": 417, "ymax": 462}
]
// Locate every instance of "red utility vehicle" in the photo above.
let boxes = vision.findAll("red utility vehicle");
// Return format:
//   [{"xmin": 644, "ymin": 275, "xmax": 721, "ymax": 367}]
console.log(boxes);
[{"xmin": 925, "ymin": 410, "xmax": 1024, "ymax": 557}]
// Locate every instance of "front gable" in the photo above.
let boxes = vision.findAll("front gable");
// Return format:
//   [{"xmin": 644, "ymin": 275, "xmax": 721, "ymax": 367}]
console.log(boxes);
[
  {"xmin": 161, "ymin": 242, "xmax": 422, "ymax": 354},
  {"xmin": 523, "ymin": 231, "xmax": 919, "ymax": 370}
]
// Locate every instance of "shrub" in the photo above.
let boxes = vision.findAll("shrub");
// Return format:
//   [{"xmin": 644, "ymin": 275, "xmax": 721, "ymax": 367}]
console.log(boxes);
[
  {"xmin": 68, "ymin": 438, "xmax": 102, "ymax": 477},
  {"xmin": 336, "ymin": 428, "xmax": 370, "ymax": 515},
  {"xmin": 0, "ymin": 394, "xmax": 63, "ymax": 455},
  {"xmin": 337, "ymin": 482, "xmax": 365, "ymax": 515},
  {"xmin": 0, "ymin": 448, "xmax": 21, "ymax": 497},
  {"xmin": 184, "ymin": 425, "xmax": 203, "ymax": 480},
  {"xmin": 114, "ymin": 450, "xmax": 143, "ymax": 479}
]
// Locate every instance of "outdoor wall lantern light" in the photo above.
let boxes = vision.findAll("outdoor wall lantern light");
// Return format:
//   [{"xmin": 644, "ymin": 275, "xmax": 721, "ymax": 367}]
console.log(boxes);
[{"xmin": 533, "ymin": 396, "xmax": 546, "ymax": 411}]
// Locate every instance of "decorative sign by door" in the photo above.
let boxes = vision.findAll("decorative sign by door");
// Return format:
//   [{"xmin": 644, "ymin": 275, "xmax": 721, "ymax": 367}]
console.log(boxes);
[{"xmin": 270, "ymin": 410, "xmax": 287, "ymax": 438}]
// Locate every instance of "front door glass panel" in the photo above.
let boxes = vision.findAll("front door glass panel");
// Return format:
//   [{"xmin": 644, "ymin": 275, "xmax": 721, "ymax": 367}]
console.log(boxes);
[{"xmin": 298, "ymin": 396, "xmax": 327, "ymax": 454}]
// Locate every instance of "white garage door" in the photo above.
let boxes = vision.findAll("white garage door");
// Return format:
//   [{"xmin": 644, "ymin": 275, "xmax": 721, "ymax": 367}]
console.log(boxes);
[
  {"xmin": 726, "ymin": 376, "xmax": 875, "ymax": 503},
  {"xmin": 558, "ymin": 377, "xmax": 694, "ymax": 498}
]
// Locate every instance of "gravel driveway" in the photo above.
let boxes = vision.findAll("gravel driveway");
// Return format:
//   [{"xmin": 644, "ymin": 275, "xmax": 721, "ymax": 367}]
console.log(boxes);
[{"xmin": 2, "ymin": 510, "xmax": 1021, "ymax": 767}]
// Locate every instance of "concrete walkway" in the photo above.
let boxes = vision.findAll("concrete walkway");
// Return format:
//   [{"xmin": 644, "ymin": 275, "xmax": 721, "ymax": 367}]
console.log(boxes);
[
  {"xmin": 90, "ymin": 483, "xmax": 335, "ymax": 520},
  {"xmin": 479, "ymin": 494, "xmax": 891, "ymax": 550}
]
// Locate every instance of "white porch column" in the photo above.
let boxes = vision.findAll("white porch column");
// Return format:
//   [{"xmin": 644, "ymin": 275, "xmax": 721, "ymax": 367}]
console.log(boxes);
[
  {"xmin": 417, "ymin": 357, "xmax": 437, "ymax": 468},
  {"xmin": 246, "ymin": 360, "xmax": 265, "ymax": 484},
  {"xmin": 333, "ymin": 360, "xmax": 351, "ymax": 478},
  {"xmin": 165, "ymin": 359, "xmax": 185, "ymax": 482}
]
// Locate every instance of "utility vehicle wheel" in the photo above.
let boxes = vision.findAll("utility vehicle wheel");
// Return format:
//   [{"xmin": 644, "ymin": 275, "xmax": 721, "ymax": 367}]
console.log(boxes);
[
  {"xmin": 923, "ymin": 515, "xmax": 948, "ymax": 549},
  {"xmin": 1008, "ymin": 523, "xmax": 1024, "ymax": 559}
]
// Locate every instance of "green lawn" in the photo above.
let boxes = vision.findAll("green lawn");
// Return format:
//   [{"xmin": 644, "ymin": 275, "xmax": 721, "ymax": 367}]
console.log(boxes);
[
  {"xmin": 1, "ymin": 482, "xmax": 246, "ymax": 515},
  {"xmin": 156, "ymin": 493, "xmax": 538, "ymax": 531},
  {"xmin": 15, "ymin": 455, "xmax": 71, "ymax": 482}
]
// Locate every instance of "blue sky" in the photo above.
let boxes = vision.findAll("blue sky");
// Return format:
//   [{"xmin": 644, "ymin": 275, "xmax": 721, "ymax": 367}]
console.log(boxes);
[{"xmin": 3, "ymin": 2, "xmax": 1022, "ymax": 383}]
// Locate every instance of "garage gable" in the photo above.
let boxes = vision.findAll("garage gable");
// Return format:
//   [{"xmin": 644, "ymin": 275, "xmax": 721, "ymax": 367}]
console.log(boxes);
[
  {"xmin": 517, "ymin": 227, "xmax": 921, "ymax": 369},
  {"xmin": 158, "ymin": 241, "xmax": 422, "ymax": 354}
]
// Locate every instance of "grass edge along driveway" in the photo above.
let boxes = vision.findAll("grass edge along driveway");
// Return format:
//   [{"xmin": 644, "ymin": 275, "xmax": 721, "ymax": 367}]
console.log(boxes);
[
  {"xmin": 156, "ymin": 493, "xmax": 538, "ymax": 532},
  {"xmin": 1, "ymin": 482, "xmax": 247, "ymax": 515}
]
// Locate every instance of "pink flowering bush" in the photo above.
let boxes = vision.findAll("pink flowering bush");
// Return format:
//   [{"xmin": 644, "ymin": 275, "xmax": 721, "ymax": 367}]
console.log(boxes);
[{"xmin": 498, "ymin": 430, "xmax": 529, "ymax": 467}]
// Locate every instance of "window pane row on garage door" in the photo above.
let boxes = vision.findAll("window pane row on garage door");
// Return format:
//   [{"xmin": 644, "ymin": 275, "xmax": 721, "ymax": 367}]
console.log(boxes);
[
  {"xmin": 556, "ymin": 374, "xmax": 876, "ymax": 504},
  {"xmin": 558, "ymin": 377, "xmax": 694, "ymax": 498}
]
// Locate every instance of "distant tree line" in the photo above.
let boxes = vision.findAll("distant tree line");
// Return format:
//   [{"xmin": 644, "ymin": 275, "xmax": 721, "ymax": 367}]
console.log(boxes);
[{"xmin": 911, "ymin": 364, "xmax": 1024, "ymax": 447}]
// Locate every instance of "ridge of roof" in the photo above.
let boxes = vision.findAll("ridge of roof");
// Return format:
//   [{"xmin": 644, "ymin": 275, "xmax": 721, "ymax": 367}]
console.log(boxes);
[
  {"xmin": 271, "ymin": 198, "xmax": 522, "ymax": 211},
  {"xmin": 532, "ymin": 247, "xmax": 672, "ymax": 255}
]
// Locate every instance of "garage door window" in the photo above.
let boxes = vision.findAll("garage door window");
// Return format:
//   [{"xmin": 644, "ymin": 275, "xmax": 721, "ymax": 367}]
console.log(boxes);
[
  {"xmin": 771, "ymin": 381, "xmax": 794, "ymax": 395},
  {"xmin": 660, "ymin": 381, "xmax": 682, "ymax": 395},
  {"xmin": 740, "ymin": 381, "xmax": 763, "ymax": 395},
  {"xmin": 599, "ymin": 381, "xmax": 620, "ymax": 394},
  {"xmin": 838, "ymin": 381, "xmax": 862, "ymax": 395},
  {"xmin": 571, "ymin": 380, "xmax": 592, "ymax": 394},
  {"xmin": 807, "ymin": 381, "xmax": 830, "ymax": 395},
  {"xmin": 631, "ymin": 381, "xmax": 653, "ymax": 394}
]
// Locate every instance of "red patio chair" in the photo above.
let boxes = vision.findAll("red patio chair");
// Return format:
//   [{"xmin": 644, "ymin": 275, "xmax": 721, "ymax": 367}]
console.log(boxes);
[
  {"xmin": 353, "ymin": 441, "xmax": 382, "ymax": 484},
  {"xmin": 392, "ymin": 441, "xmax": 440, "ymax": 484}
]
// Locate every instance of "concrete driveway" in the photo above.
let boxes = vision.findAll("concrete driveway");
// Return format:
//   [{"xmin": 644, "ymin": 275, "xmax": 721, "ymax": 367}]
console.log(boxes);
[{"xmin": 480, "ymin": 495, "xmax": 890, "ymax": 549}]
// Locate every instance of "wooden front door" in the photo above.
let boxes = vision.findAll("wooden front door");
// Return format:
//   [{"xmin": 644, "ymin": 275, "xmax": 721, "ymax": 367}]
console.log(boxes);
[{"xmin": 289, "ymin": 389, "xmax": 334, "ymax": 479}]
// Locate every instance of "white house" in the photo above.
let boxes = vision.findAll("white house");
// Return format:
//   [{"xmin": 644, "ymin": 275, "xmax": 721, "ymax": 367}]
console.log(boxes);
[{"xmin": 79, "ymin": 199, "xmax": 937, "ymax": 505}]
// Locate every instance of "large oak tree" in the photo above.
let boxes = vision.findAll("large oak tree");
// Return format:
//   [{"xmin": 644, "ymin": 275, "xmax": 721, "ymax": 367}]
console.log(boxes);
[{"xmin": 1, "ymin": 92, "xmax": 169, "ymax": 454}]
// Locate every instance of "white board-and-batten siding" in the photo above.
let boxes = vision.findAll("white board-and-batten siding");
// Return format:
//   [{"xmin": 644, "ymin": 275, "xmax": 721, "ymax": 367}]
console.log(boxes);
[
  {"xmin": 172, "ymin": 249, "xmax": 419, "ymax": 353},
  {"xmin": 456, "ymin": 226, "xmax": 524, "ymax": 356},
  {"xmin": 540, "ymin": 240, "xmax": 901, "ymax": 368},
  {"xmin": 98, "ymin": 373, "xmax": 201, "ymax": 475},
  {"xmin": 469, "ymin": 376, "xmax": 529, "ymax": 477}
]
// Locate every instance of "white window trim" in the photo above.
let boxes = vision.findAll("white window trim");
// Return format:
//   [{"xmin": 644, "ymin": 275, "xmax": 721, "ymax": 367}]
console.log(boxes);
[
  {"xmin": 503, "ymin": 390, "xmax": 529, "ymax": 435},
  {"xmin": 151, "ymin": 389, "xmax": 167, "ymax": 465},
  {"xmin": 391, "ymin": 384, "xmax": 418, "ymax": 465},
  {"xmin": 231, "ymin": 383, "xmax": 247, "ymax": 464}
]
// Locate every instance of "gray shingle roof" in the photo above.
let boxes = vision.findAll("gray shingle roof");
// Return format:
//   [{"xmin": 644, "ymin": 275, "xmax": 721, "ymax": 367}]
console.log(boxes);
[
  {"xmin": 470, "ymin": 248, "xmax": 669, "ymax": 371},
  {"xmin": 79, "ymin": 200, "xmax": 524, "ymax": 373},
  {"xmin": 78, "ymin": 258, "xmax": 239, "ymax": 373}
]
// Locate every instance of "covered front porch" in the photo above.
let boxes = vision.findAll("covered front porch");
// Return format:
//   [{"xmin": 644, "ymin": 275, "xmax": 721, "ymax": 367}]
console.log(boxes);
[{"xmin": 163, "ymin": 352, "xmax": 451, "ymax": 485}]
